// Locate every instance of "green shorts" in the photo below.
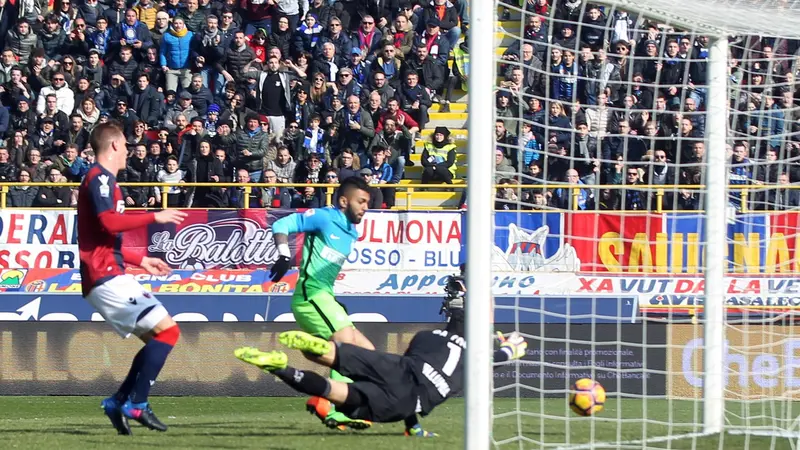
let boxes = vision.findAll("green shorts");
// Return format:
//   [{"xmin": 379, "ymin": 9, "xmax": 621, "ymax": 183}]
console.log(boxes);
[{"xmin": 291, "ymin": 290, "xmax": 353, "ymax": 340}]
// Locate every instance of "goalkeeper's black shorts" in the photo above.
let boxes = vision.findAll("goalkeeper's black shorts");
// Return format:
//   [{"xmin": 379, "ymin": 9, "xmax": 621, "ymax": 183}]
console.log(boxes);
[{"xmin": 335, "ymin": 343, "xmax": 420, "ymax": 423}]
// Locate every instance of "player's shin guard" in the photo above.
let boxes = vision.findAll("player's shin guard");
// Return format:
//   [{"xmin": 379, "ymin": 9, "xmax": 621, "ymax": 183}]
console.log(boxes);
[
  {"xmin": 273, "ymin": 366, "xmax": 331, "ymax": 397},
  {"xmin": 114, "ymin": 347, "xmax": 147, "ymax": 403},
  {"xmin": 129, "ymin": 325, "xmax": 180, "ymax": 404}
]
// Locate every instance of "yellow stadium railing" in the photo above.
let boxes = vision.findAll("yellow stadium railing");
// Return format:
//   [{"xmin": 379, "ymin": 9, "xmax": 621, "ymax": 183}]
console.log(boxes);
[{"xmin": 0, "ymin": 182, "xmax": 793, "ymax": 212}]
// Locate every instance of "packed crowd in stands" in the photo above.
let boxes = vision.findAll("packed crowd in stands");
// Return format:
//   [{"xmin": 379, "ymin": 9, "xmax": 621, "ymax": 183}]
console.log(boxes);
[
  {"xmin": 492, "ymin": 3, "xmax": 800, "ymax": 211},
  {"xmin": 0, "ymin": 0, "xmax": 796, "ymax": 210},
  {"xmin": 0, "ymin": 0, "xmax": 470, "ymax": 208}
]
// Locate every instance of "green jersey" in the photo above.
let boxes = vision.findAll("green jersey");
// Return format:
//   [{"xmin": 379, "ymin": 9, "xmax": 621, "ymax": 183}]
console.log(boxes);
[{"xmin": 271, "ymin": 207, "xmax": 358, "ymax": 299}]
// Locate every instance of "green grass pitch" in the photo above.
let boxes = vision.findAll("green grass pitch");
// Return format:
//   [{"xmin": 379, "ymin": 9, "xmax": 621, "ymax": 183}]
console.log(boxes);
[{"xmin": 0, "ymin": 397, "xmax": 795, "ymax": 449}]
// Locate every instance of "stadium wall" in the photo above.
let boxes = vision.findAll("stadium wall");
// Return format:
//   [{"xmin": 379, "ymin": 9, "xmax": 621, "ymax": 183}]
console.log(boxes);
[
  {"xmin": 0, "ymin": 322, "xmax": 667, "ymax": 397},
  {"xmin": 1, "ymin": 209, "xmax": 800, "ymax": 397}
]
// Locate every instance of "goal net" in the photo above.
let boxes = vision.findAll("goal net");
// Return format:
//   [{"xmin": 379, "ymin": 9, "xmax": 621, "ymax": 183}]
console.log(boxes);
[{"xmin": 464, "ymin": 0, "xmax": 800, "ymax": 448}]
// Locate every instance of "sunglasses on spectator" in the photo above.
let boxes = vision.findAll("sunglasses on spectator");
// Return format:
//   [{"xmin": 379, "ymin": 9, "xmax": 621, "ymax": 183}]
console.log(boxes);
[
  {"xmin": 326, "ymin": 175, "xmax": 338, "ymax": 179},
  {"xmin": 627, "ymin": 171, "xmax": 638, "ymax": 176},
  {"xmin": 339, "ymin": 73, "xmax": 351, "ymax": 77},
  {"xmin": 362, "ymin": 21, "xmax": 374, "ymax": 24},
  {"xmin": 53, "ymin": 77, "xmax": 65, "ymax": 81},
  {"xmin": 260, "ymin": 122, "xmax": 268, "ymax": 125},
  {"xmin": 288, "ymin": 125, "xmax": 298, "ymax": 129},
  {"xmin": 330, "ymin": 23, "xmax": 341, "ymax": 27}
]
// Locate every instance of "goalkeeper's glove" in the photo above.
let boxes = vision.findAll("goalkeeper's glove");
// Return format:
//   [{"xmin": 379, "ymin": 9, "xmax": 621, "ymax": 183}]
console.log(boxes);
[
  {"xmin": 497, "ymin": 331, "xmax": 527, "ymax": 361},
  {"xmin": 269, "ymin": 256, "xmax": 290, "ymax": 282}
]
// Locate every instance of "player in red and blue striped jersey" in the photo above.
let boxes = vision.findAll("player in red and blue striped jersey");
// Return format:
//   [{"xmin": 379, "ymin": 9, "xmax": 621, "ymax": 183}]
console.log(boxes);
[{"xmin": 78, "ymin": 122, "xmax": 187, "ymax": 435}]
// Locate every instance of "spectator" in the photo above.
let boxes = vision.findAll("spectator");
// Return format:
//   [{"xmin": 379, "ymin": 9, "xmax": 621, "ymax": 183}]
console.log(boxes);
[
  {"xmin": 165, "ymin": 91, "xmax": 199, "ymax": 131},
  {"xmin": 353, "ymin": 15, "xmax": 382, "ymax": 59},
  {"xmin": 367, "ymin": 145, "xmax": 395, "ymax": 207},
  {"xmin": 768, "ymin": 172, "xmax": 800, "ymax": 210},
  {"xmin": 552, "ymin": 169, "xmax": 596, "ymax": 210},
  {"xmin": 419, "ymin": 0, "xmax": 460, "ymax": 48},
  {"xmin": 253, "ymin": 56, "xmax": 292, "ymax": 136},
  {"xmin": 260, "ymin": 169, "xmax": 293, "ymax": 208},
  {"xmin": 130, "ymin": 74, "xmax": 161, "ymax": 127},
  {"xmin": 395, "ymin": 71, "xmax": 431, "ymax": 133},
  {"xmin": 52, "ymin": 144, "xmax": 89, "ymax": 182},
  {"xmin": 414, "ymin": 18, "xmax": 450, "ymax": 66},
  {"xmin": 34, "ymin": 166, "xmax": 72, "ymax": 207},
  {"xmin": 37, "ymin": 72, "xmax": 74, "ymax": 116},
  {"xmin": 235, "ymin": 113, "xmax": 269, "ymax": 182},
  {"xmin": 64, "ymin": 115, "xmax": 90, "ymax": 152},
  {"xmin": 7, "ymin": 20, "xmax": 37, "ymax": 63},
  {"xmin": 186, "ymin": 139, "xmax": 225, "ymax": 207},
  {"xmin": 156, "ymin": 155, "xmax": 187, "ymax": 207},
  {"xmin": 160, "ymin": 17, "xmax": 194, "ymax": 92},
  {"xmin": 111, "ymin": 9, "xmax": 153, "ymax": 55},
  {"xmin": 495, "ymin": 147, "xmax": 515, "ymax": 181},
  {"xmin": 21, "ymin": 148, "xmax": 47, "ymax": 182},
  {"xmin": 495, "ymin": 178, "xmax": 519, "ymax": 210},
  {"xmin": 222, "ymin": 30, "xmax": 256, "ymax": 85},
  {"xmin": 291, "ymin": 184, "xmax": 323, "ymax": 208},
  {"xmin": 8, "ymin": 131, "xmax": 31, "ymax": 167},
  {"xmin": 119, "ymin": 144, "xmax": 157, "ymax": 207},
  {"xmin": 377, "ymin": 116, "xmax": 412, "ymax": 168},
  {"xmin": 333, "ymin": 147, "xmax": 360, "ymax": 179},
  {"xmin": 338, "ymin": 94, "xmax": 375, "ymax": 160},
  {"xmin": 227, "ymin": 168, "xmax": 261, "ymax": 208},
  {"xmin": 33, "ymin": 117, "xmax": 58, "ymax": 158},
  {"xmin": 8, "ymin": 169, "xmax": 37, "ymax": 206},
  {"xmin": 267, "ymin": 145, "xmax": 297, "ymax": 183},
  {"xmin": 421, "ymin": 126, "xmax": 456, "ymax": 184},
  {"xmin": 294, "ymin": 151, "xmax": 326, "ymax": 183},
  {"xmin": 178, "ymin": 0, "xmax": 207, "ymax": 33},
  {"xmin": 322, "ymin": 169, "xmax": 339, "ymax": 205},
  {"xmin": 0, "ymin": 147, "xmax": 18, "ymax": 181},
  {"xmin": 186, "ymin": 74, "xmax": 213, "ymax": 117},
  {"xmin": 134, "ymin": 0, "xmax": 158, "ymax": 29},
  {"xmin": 356, "ymin": 167, "xmax": 383, "ymax": 208},
  {"xmin": 151, "ymin": 11, "xmax": 171, "ymax": 49}
]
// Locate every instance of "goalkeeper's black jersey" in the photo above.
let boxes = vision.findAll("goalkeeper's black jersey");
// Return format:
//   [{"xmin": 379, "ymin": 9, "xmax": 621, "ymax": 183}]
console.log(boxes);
[{"xmin": 404, "ymin": 329, "xmax": 466, "ymax": 415}]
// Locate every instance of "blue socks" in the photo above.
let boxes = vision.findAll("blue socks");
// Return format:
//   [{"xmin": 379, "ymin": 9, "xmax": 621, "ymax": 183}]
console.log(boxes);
[{"xmin": 129, "ymin": 338, "xmax": 175, "ymax": 404}]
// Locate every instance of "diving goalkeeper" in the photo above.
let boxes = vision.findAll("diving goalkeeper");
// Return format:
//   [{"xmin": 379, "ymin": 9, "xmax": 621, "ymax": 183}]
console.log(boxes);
[
  {"xmin": 268, "ymin": 176, "xmax": 376, "ymax": 430},
  {"xmin": 235, "ymin": 274, "xmax": 528, "ymax": 434}
]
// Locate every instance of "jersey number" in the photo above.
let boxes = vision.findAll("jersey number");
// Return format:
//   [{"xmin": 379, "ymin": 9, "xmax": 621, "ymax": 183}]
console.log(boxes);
[
  {"xmin": 116, "ymin": 200, "xmax": 125, "ymax": 214},
  {"xmin": 442, "ymin": 342, "xmax": 462, "ymax": 377}
]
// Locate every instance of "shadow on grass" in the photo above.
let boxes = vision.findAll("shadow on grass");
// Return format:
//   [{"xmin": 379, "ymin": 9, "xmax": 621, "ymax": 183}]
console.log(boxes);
[{"xmin": 0, "ymin": 428, "xmax": 93, "ymax": 436}]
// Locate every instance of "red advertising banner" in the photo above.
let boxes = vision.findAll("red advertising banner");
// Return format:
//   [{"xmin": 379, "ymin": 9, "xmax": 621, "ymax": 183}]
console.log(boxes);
[{"xmin": 565, "ymin": 213, "xmax": 664, "ymax": 273}]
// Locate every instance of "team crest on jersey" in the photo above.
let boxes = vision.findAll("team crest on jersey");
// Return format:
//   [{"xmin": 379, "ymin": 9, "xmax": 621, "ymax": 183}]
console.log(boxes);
[
  {"xmin": 303, "ymin": 209, "xmax": 316, "ymax": 217},
  {"xmin": 98, "ymin": 174, "xmax": 111, "ymax": 197}
]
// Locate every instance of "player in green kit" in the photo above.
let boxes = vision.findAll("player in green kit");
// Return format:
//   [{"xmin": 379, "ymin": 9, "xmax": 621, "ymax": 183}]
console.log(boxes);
[{"xmin": 269, "ymin": 176, "xmax": 375, "ymax": 430}]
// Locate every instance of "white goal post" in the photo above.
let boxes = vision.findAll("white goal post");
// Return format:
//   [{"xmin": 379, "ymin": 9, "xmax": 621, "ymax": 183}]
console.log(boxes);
[{"xmin": 464, "ymin": 0, "xmax": 800, "ymax": 448}]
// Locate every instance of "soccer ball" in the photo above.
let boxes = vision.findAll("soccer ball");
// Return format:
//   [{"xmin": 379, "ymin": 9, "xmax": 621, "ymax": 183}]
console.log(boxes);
[{"xmin": 569, "ymin": 378, "xmax": 605, "ymax": 416}]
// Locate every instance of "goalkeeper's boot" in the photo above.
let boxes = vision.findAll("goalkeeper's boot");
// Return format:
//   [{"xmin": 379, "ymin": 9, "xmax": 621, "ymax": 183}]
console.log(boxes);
[
  {"xmin": 279, "ymin": 331, "xmax": 331, "ymax": 356},
  {"xmin": 100, "ymin": 396, "xmax": 132, "ymax": 435},
  {"xmin": 234, "ymin": 347, "xmax": 288, "ymax": 372},
  {"xmin": 405, "ymin": 425, "xmax": 438, "ymax": 437},
  {"xmin": 121, "ymin": 400, "xmax": 168, "ymax": 432},
  {"xmin": 306, "ymin": 397, "xmax": 372, "ymax": 431}
]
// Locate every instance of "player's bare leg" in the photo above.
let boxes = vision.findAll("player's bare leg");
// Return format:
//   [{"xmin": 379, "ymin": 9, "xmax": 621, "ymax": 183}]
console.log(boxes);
[
  {"xmin": 330, "ymin": 327, "xmax": 375, "ymax": 350},
  {"xmin": 117, "ymin": 314, "xmax": 180, "ymax": 432}
]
